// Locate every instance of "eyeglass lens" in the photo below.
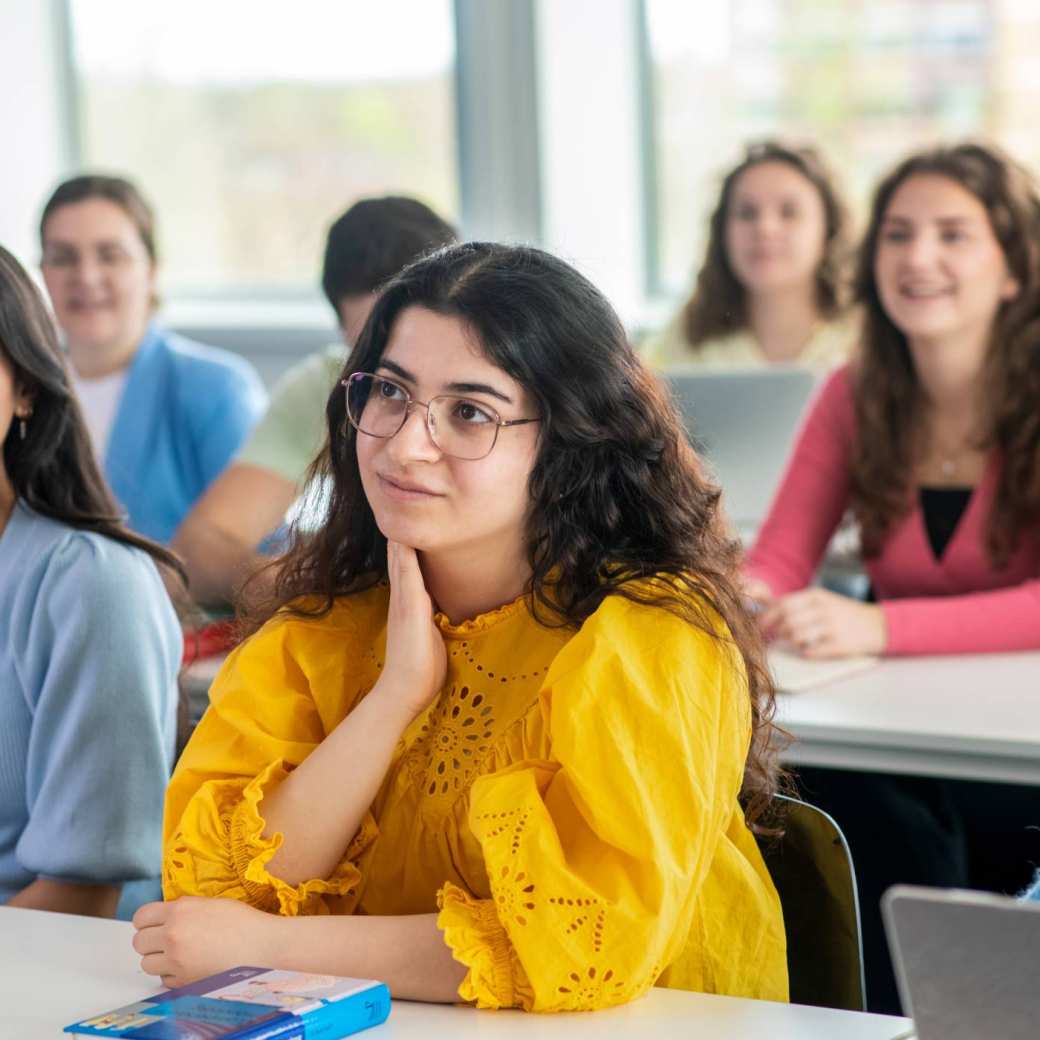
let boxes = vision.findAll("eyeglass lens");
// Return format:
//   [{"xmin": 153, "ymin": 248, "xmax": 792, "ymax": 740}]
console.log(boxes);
[{"xmin": 346, "ymin": 373, "xmax": 500, "ymax": 460}]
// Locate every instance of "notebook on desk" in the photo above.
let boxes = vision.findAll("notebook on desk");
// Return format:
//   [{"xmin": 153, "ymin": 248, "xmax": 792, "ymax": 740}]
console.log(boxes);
[
  {"xmin": 883, "ymin": 885, "xmax": 1040, "ymax": 1040},
  {"xmin": 665, "ymin": 367, "xmax": 817, "ymax": 531},
  {"xmin": 768, "ymin": 646, "xmax": 879, "ymax": 692}
]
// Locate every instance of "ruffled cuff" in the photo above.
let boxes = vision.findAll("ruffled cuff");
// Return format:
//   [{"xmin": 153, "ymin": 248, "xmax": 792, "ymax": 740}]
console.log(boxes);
[
  {"xmin": 437, "ymin": 883, "xmax": 534, "ymax": 1010},
  {"xmin": 229, "ymin": 760, "xmax": 377, "ymax": 916}
]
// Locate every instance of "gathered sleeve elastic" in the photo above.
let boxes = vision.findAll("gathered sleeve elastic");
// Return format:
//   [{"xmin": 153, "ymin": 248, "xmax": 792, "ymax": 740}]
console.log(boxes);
[
  {"xmin": 437, "ymin": 598, "xmax": 752, "ymax": 1011},
  {"xmin": 744, "ymin": 366, "xmax": 856, "ymax": 595},
  {"xmin": 17, "ymin": 535, "xmax": 180, "ymax": 886},
  {"xmin": 163, "ymin": 615, "xmax": 377, "ymax": 915}
]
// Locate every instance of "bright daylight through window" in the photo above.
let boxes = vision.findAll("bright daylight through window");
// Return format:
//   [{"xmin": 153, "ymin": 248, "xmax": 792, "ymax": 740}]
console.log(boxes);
[{"xmin": 68, "ymin": 0, "xmax": 458, "ymax": 299}]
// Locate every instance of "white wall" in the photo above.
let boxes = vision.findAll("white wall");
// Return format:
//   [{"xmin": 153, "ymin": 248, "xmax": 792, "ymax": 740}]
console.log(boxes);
[{"xmin": 0, "ymin": 0, "xmax": 72, "ymax": 269}]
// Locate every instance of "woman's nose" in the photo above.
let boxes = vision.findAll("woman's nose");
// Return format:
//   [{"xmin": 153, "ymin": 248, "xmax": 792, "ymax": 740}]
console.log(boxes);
[{"xmin": 385, "ymin": 403, "xmax": 441, "ymax": 463}]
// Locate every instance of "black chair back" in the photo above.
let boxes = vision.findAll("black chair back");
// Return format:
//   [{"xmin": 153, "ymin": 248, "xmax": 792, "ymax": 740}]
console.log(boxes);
[{"xmin": 757, "ymin": 794, "xmax": 866, "ymax": 1011}]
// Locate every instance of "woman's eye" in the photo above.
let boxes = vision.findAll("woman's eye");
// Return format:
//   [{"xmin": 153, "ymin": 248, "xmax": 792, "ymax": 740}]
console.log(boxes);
[
  {"xmin": 98, "ymin": 248, "xmax": 130, "ymax": 265},
  {"xmin": 378, "ymin": 380, "xmax": 405, "ymax": 400},
  {"xmin": 881, "ymin": 229, "xmax": 910, "ymax": 243},
  {"xmin": 453, "ymin": 400, "xmax": 494, "ymax": 424}
]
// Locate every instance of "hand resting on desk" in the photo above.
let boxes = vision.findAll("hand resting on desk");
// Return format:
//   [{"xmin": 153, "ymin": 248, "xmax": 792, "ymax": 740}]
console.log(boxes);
[{"xmin": 755, "ymin": 586, "xmax": 887, "ymax": 659}]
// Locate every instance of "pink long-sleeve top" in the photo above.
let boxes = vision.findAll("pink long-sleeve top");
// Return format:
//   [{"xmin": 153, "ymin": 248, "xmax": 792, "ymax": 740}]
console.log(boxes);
[{"xmin": 744, "ymin": 365, "xmax": 1040, "ymax": 655}]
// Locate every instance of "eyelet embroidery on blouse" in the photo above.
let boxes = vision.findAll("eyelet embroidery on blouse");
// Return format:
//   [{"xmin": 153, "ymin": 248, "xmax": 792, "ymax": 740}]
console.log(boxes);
[
  {"xmin": 547, "ymin": 898, "xmax": 607, "ymax": 953},
  {"xmin": 449, "ymin": 641, "xmax": 550, "ymax": 685},
  {"xmin": 405, "ymin": 683, "xmax": 497, "ymax": 798},
  {"xmin": 557, "ymin": 965, "xmax": 626, "ymax": 1005},
  {"xmin": 475, "ymin": 794, "xmax": 637, "ymax": 1008},
  {"xmin": 165, "ymin": 836, "xmax": 191, "ymax": 891},
  {"xmin": 491, "ymin": 864, "xmax": 537, "ymax": 926},
  {"xmin": 476, "ymin": 805, "xmax": 618, "ymax": 979},
  {"xmin": 476, "ymin": 807, "xmax": 531, "ymax": 854}
]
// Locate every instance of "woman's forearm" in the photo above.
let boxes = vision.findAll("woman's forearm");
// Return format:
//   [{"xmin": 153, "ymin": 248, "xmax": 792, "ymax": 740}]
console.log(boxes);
[
  {"xmin": 261, "ymin": 680, "xmax": 415, "ymax": 886},
  {"xmin": 267, "ymin": 912, "xmax": 468, "ymax": 1003},
  {"xmin": 6, "ymin": 877, "xmax": 120, "ymax": 917}
]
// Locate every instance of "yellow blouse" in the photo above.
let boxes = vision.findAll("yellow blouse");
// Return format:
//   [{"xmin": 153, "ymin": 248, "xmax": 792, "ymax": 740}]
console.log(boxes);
[{"xmin": 164, "ymin": 584, "xmax": 787, "ymax": 1011}]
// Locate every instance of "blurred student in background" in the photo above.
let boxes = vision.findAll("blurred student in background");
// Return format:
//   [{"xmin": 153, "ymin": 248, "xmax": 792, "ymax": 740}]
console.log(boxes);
[
  {"xmin": 173, "ymin": 196, "xmax": 457, "ymax": 606},
  {"xmin": 745, "ymin": 142, "xmax": 1040, "ymax": 659},
  {"xmin": 136, "ymin": 243, "xmax": 787, "ymax": 1007},
  {"xmin": 39, "ymin": 175, "xmax": 267, "ymax": 544},
  {"xmin": 0, "ymin": 244, "xmax": 181, "ymax": 920},
  {"xmin": 643, "ymin": 140, "xmax": 853, "ymax": 368},
  {"xmin": 745, "ymin": 141, "xmax": 1040, "ymax": 1012}
]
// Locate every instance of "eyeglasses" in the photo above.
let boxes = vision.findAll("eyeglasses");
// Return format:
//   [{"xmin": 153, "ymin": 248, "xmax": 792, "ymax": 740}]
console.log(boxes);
[{"xmin": 342, "ymin": 372, "xmax": 539, "ymax": 461}]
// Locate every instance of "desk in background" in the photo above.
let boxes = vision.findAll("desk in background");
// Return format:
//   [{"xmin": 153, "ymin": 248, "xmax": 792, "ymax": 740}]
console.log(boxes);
[
  {"xmin": 778, "ymin": 651, "xmax": 1040, "ymax": 785},
  {"xmin": 0, "ymin": 907, "xmax": 911, "ymax": 1040}
]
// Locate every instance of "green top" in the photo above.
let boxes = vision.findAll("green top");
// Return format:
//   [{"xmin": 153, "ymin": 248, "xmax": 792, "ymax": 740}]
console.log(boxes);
[{"xmin": 237, "ymin": 345, "xmax": 345, "ymax": 484}]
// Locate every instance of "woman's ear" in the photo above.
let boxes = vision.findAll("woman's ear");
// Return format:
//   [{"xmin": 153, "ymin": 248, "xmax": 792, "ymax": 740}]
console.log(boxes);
[
  {"xmin": 14, "ymin": 380, "xmax": 36, "ymax": 418},
  {"xmin": 1001, "ymin": 272, "xmax": 1021, "ymax": 302}
]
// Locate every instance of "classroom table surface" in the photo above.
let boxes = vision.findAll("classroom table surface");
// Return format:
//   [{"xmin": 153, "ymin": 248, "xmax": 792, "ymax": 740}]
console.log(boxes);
[
  {"xmin": 0, "ymin": 907, "xmax": 911, "ymax": 1040},
  {"xmin": 777, "ymin": 650, "xmax": 1040, "ymax": 785}
]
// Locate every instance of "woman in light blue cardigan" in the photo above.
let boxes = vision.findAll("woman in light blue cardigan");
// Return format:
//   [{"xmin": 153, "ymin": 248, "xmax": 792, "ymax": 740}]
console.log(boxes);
[
  {"xmin": 39, "ymin": 174, "xmax": 267, "ymax": 543},
  {"xmin": 0, "ymin": 244, "xmax": 182, "ymax": 918}
]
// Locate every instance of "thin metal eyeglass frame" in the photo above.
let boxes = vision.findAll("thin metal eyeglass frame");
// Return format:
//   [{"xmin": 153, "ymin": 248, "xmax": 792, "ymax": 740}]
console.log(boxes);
[{"xmin": 341, "ymin": 373, "xmax": 539, "ymax": 461}]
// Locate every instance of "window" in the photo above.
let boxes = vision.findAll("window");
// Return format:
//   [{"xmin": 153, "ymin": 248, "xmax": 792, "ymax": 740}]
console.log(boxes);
[
  {"xmin": 68, "ymin": 0, "xmax": 458, "ymax": 299},
  {"xmin": 643, "ymin": 0, "xmax": 1040, "ymax": 298}
]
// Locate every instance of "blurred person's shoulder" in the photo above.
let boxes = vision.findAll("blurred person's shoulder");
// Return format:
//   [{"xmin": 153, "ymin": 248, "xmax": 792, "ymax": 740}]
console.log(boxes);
[{"xmin": 160, "ymin": 328, "xmax": 266, "ymax": 400}]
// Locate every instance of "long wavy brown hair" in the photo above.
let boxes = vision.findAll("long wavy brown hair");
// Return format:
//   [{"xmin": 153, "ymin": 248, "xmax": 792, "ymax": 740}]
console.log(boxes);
[
  {"xmin": 850, "ymin": 143, "xmax": 1040, "ymax": 565},
  {"xmin": 680, "ymin": 140, "xmax": 850, "ymax": 348},
  {"xmin": 0, "ymin": 244, "xmax": 191, "ymax": 746},
  {"xmin": 246, "ymin": 242, "xmax": 785, "ymax": 827}
]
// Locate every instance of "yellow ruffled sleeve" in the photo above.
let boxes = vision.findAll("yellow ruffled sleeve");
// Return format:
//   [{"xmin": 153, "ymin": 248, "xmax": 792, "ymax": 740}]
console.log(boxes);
[
  {"xmin": 436, "ymin": 595, "xmax": 758, "ymax": 1012},
  {"xmin": 163, "ymin": 609, "xmax": 379, "ymax": 915}
]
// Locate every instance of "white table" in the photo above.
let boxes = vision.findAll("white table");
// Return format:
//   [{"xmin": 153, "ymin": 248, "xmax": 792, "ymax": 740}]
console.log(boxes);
[
  {"xmin": 778, "ymin": 651, "xmax": 1040, "ymax": 784},
  {"xmin": 0, "ymin": 907, "xmax": 910, "ymax": 1039}
]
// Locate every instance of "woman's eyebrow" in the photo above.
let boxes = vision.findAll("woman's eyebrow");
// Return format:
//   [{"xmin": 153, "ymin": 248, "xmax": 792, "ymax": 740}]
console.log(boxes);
[
  {"xmin": 376, "ymin": 358, "xmax": 416, "ymax": 383},
  {"xmin": 377, "ymin": 358, "xmax": 513, "ymax": 404},
  {"xmin": 444, "ymin": 380, "xmax": 513, "ymax": 404}
]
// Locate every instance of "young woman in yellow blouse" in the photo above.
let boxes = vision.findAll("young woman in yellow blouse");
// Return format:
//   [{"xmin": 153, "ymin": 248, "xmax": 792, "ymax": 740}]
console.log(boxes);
[{"xmin": 133, "ymin": 243, "xmax": 788, "ymax": 1010}]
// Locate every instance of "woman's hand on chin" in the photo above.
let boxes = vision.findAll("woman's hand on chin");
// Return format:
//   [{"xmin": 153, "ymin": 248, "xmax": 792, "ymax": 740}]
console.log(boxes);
[
  {"xmin": 378, "ymin": 540, "xmax": 448, "ymax": 720},
  {"xmin": 132, "ymin": 897, "xmax": 281, "ymax": 989}
]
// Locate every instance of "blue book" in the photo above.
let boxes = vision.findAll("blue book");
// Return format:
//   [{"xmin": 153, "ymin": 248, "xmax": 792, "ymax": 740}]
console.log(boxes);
[{"xmin": 63, "ymin": 966, "xmax": 391, "ymax": 1039}]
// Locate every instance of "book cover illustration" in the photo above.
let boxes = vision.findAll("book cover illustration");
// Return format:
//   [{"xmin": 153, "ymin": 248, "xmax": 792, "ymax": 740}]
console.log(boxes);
[{"xmin": 65, "ymin": 966, "xmax": 391, "ymax": 1039}]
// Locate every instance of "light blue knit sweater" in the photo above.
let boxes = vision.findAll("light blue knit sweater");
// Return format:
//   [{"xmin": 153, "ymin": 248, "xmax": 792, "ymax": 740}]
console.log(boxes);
[{"xmin": 0, "ymin": 502, "xmax": 180, "ymax": 915}]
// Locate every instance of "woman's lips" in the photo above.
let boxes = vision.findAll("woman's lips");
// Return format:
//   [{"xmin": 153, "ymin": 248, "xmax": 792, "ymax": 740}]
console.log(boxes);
[{"xmin": 377, "ymin": 474, "xmax": 443, "ymax": 501}]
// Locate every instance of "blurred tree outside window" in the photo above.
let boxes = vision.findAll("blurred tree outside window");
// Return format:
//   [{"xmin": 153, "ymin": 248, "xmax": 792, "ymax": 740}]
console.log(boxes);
[
  {"xmin": 645, "ymin": 0, "xmax": 1039, "ymax": 297},
  {"xmin": 68, "ymin": 0, "xmax": 458, "ymax": 299}
]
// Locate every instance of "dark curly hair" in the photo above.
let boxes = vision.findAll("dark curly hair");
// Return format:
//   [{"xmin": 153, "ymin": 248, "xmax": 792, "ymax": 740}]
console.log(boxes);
[
  {"xmin": 680, "ymin": 140, "xmax": 850, "ymax": 349},
  {"xmin": 245, "ymin": 242, "xmax": 784, "ymax": 827},
  {"xmin": 851, "ymin": 142, "xmax": 1040, "ymax": 565}
]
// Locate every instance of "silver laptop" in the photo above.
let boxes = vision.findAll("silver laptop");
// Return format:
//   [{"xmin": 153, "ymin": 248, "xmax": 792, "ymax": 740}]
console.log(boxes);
[
  {"xmin": 883, "ymin": 885, "xmax": 1040, "ymax": 1040},
  {"xmin": 664, "ymin": 367, "xmax": 816, "ymax": 532}
]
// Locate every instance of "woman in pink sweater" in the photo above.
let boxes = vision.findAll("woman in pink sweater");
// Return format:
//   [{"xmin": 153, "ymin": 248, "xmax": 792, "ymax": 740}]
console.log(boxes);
[
  {"xmin": 747, "ymin": 142, "xmax": 1040, "ymax": 1015},
  {"xmin": 745, "ymin": 143, "xmax": 1040, "ymax": 658}
]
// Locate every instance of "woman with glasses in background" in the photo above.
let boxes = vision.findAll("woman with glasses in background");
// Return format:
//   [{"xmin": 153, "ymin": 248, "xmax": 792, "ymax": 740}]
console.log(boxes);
[
  {"xmin": 39, "ymin": 175, "xmax": 267, "ymax": 544},
  {"xmin": 134, "ymin": 242, "xmax": 788, "ymax": 1010},
  {"xmin": 0, "ymin": 244, "xmax": 181, "ymax": 919},
  {"xmin": 643, "ymin": 140, "xmax": 854, "ymax": 369}
]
